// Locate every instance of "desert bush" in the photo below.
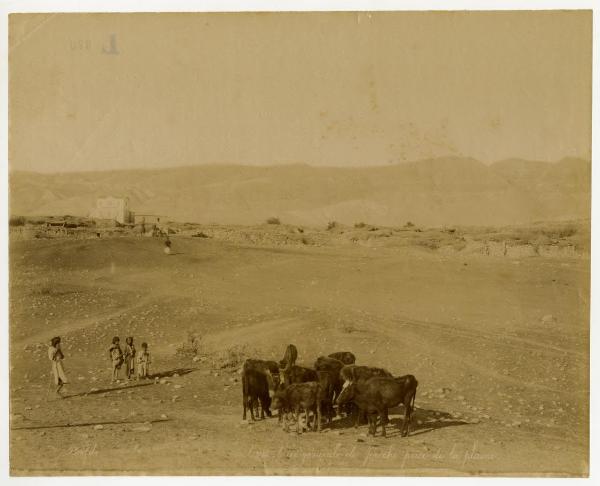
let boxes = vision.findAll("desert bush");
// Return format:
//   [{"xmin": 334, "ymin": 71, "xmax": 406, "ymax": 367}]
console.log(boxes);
[
  {"xmin": 327, "ymin": 221, "xmax": 338, "ymax": 230},
  {"xmin": 9, "ymin": 216, "xmax": 26, "ymax": 227},
  {"xmin": 417, "ymin": 239, "xmax": 440, "ymax": 250},
  {"xmin": 192, "ymin": 231, "xmax": 209, "ymax": 238},
  {"xmin": 37, "ymin": 287, "xmax": 53, "ymax": 296},
  {"xmin": 176, "ymin": 330, "xmax": 204, "ymax": 357},
  {"xmin": 266, "ymin": 217, "xmax": 281, "ymax": 225},
  {"xmin": 215, "ymin": 344, "xmax": 252, "ymax": 369},
  {"xmin": 542, "ymin": 226, "xmax": 578, "ymax": 239},
  {"xmin": 404, "ymin": 221, "xmax": 415, "ymax": 228},
  {"xmin": 354, "ymin": 222, "xmax": 366, "ymax": 228}
]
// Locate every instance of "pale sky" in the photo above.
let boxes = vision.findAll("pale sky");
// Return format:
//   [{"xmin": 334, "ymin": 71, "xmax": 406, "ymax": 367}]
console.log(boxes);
[{"xmin": 9, "ymin": 11, "xmax": 592, "ymax": 173}]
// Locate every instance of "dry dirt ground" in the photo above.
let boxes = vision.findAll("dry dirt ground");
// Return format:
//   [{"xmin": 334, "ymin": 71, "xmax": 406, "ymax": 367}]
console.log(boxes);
[{"xmin": 8, "ymin": 236, "xmax": 589, "ymax": 476}]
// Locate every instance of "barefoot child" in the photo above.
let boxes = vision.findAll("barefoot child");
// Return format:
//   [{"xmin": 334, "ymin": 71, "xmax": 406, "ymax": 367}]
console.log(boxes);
[
  {"xmin": 123, "ymin": 337, "xmax": 136, "ymax": 380},
  {"xmin": 109, "ymin": 336, "xmax": 124, "ymax": 383},
  {"xmin": 136, "ymin": 342, "xmax": 151, "ymax": 380},
  {"xmin": 48, "ymin": 336, "xmax": 68, "ymax": 396}
]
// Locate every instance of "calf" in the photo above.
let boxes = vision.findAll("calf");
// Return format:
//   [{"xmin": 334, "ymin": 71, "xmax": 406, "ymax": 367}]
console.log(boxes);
[
  {"xmin": 328, "ymin": 351, "xmax": 356, "ymax": 365},
  {"xmin": 336, "ymin": 375, "xmax": 418, "ymax": 437},
  {"xmin": 271, "ymin": 382, "xmax": 322, "ymax": 433},
  {"xmin": 242, "ymin": 368, "xmax": 272, "ymax": 421},
  {"xmin": 275, "ymin": 365, "xmax": 317, "ymax": 424}
]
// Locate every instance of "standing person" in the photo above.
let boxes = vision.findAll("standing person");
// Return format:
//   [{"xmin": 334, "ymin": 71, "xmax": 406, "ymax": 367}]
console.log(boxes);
[
  {"xmin": 164, "ymin": 236, "xmax": 172, "ymax": 255},
  {"xmin": 123, "ymin": 337, "xmax": 136, "ymax": 380},
  {"xmin": 48, "ymin": 336, "xmax": 68, "ymax": 397},
  {"xmin": 109, "ymin": 336, "xmax": 124, "ymax": 383},
  {"xmin": 136, "ymin": 342, "xmax": 151, "ymax": 380}
]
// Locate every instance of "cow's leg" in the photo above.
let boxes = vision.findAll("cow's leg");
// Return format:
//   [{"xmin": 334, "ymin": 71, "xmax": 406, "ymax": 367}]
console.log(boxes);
[
  {"xmin": 315, "ymin": 402, "xmax": 321, "ymax": 432},
  {"xmin": 295, "ymin": 406, "xmax": 301, "ymax": 434},
  {"xmin": 379, "ymin": 407, "xmax": 388, "ymax": 438},
  {"xmin": 259, "ymin": 397, "xmax": 265, "ymax": 419},
  {"xmin": 249, "ymin": 397, "xmax": 257, "ymax": 421},
  {"xmin": 403, "ymin": 396, "xmax": 413, "ymax": 437},
  {"xmin": 367, "ymin": 412, "xmax": 376, "ymax": 436}
]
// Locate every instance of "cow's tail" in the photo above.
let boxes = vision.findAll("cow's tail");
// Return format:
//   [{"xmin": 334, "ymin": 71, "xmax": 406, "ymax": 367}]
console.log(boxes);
[
  {"xmin": 411, "ymin": 380, "xmax": 418, "ymax": 410},
  {"xmin": 265, "ymin": 370, "xmax": 275, "ymax": 398}
]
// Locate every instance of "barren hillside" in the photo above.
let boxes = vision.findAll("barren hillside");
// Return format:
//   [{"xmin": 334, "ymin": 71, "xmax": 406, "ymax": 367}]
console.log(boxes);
[{"xmin": 9, "ymin": 157, "xmax": 590, "ymax": 227}]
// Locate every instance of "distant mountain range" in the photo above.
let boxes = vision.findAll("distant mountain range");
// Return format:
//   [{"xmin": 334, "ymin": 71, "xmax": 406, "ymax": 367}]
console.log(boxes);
[{"xmin": 9, "ymin": 157, "xmax": 591, "ymax": 227}]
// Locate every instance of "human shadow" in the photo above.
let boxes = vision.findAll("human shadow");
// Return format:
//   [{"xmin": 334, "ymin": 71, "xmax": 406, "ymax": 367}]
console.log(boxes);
[
  {"xmin": 63, "ymin": 381, "xmax": 155, "ymax": 398},
  {"xmin": 63, "ymin": 368, "xmax": 198, "ymax": 398},
  {"xmin": 11, "ymin": 417, "xmax": 172, "ymax": 431}
]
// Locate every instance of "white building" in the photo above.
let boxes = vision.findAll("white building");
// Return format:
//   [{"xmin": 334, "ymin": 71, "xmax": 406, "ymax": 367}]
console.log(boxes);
[{"xmin": 89, "ymin": 197, "xmax": 134, "ymax": 224}]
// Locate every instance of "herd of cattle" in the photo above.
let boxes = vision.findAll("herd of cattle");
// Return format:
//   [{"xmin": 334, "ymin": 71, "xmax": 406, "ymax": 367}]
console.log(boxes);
[{"xmin": 241, "ymin": 345, "xmax": 418, "ymax": 438}]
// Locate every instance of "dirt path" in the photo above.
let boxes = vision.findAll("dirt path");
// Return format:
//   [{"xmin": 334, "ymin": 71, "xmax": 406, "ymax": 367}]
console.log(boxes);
[{"xmin": 8, "ymin": 237, "xmax": 589, "ymax": 476}]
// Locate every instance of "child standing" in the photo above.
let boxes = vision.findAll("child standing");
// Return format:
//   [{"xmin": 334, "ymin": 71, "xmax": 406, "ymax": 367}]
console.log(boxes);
[
  {"xmin": 48, "ymin": 336, "xmax": 68, "ymax": 396},
  {"xmin": 123, "ymin": 337, "xmax": 136, "ymax": 380},
  {"xmin": 136, "ymin": 342, "xmax": 151, "ymax": 380},
  {"xmin": 109, "ymin": 336, "xmax": 124, "ymax": 383}
]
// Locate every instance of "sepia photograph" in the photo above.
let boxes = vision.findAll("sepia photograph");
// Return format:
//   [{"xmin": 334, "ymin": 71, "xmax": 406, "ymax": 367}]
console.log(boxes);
[{"xmin": 3, "ymin": 3, "xmax": 594, "ymax": 478}]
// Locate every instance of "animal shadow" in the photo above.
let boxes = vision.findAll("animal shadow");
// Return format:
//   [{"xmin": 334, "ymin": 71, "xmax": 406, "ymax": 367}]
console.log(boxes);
[
  {"xmin": 322, "ymin": 407, "xmax": 469, "ymax": 437},
  {"xmin": 387, "ymin": 407, "xmax": 470, "ymax": 438}
]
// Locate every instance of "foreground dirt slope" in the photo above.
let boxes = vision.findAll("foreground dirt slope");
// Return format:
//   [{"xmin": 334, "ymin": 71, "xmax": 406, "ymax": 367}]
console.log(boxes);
[{"xmin": 9, "ymin": 237, "xmax": 589, "ymax": 475}]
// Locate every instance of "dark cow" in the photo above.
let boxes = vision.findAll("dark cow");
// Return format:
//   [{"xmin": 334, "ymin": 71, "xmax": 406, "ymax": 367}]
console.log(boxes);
[
  {"xmin": 314, "ymin": 356, "xmax": 345, "ymax": 405},
  {"xmin": 271, "ymin": 382, "xmax": 322, "ymax": 433},
  {"xmin": 279, "ymin": 344, "xmax": 298, "ymax": 385},
  {"xmin": 242, "ymin": 368, "xmax": 272, "ymax": 421},
  {"xmin": 316, "ymin": 370, "xmax": 335, "ymax": 424},
  {"xmin": 242, "ymin": 359, "xmax": 280, "ymax": 393},
  {"xmin": 241, "ymin": 358, "xmax": 280, "ymax": 421},
  {"xmin": 328, "ymin": 351, "xmax": 356, "ymax": 365},
  {"xmin": 286, "ymin": 365, "xmax": 318, "ymax": 385},
  {"xmin": 336, "ymin": 375, "xmax": 418, "ymax": 437},
  {"xmin": 339, "ymin": 364, "xmax": 392, "ymax": 384}
]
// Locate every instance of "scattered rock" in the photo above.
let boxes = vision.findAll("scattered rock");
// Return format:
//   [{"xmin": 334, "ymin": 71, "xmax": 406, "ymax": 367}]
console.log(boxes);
[
  {"xmin": 541, "ymin": 315, "xmax": 557, "ymax": 325},
  {"xmin": 93, "ymin": 425, "xmax": 104, "ymax": 430}
]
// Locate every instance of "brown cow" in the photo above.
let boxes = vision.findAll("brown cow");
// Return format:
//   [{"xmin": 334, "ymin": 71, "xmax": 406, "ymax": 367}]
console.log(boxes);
[
  {"xmin": 328, "ymin": 351, "xmax": 356, "ymax": 365},
  {"xmin": 336, "ymin": 375, "xmax": 418, "ymax": 437}
]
